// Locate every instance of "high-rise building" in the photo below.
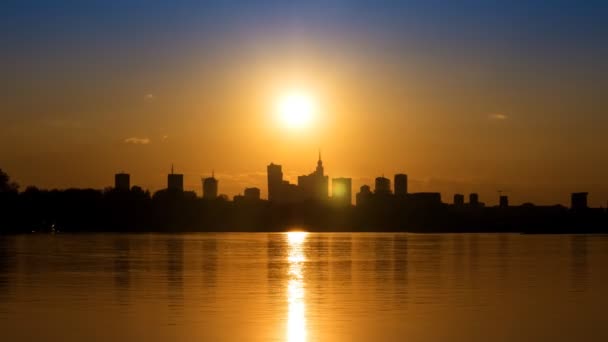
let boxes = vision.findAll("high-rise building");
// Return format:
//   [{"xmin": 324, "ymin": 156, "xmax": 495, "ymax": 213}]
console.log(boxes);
[
  {"xmin": 297, "ymin": 152, "xmax": 329, "ymax": 201},
  {"xmin": 453, "ymin": 194, "xmax": 465, "ymax": 206},
  {"xmin": 332, "ymin": 177, "xmax": 352, "ymax": 206},
  {"xmin": 469, "ymin": 193, "xmax": 479, "ymax": 207},
  {"xmin": 244, "ymin": 187, "xmax": 261, "ymax": 200},
  {"xmin": 499, "ymin": 195, "xmax": 509, "ymax": 208},
  {"xmin": 374, "ymin": 176, "xmax": 391, "ymax": 195},
  {"xmin": 202, "ymin": 172, "xmax": 218, "ymax": 199},
  {"xmin": 267, "ymin": 163, "xmax": 283, "ymax": 202},
  {"xmin": 114, "ymin": 173, "xmax": 130, "ymax": 191},
  {"xmin": 167, "ymin": 165, "xmax": 184, "ymax": 192},
  {"xmin": 571, "ymin": 192, "xmax": 588, "ymax": 210},
  {"xmin": 394, "ymin": 174, "xmax": 408, "ymax": 196},
  {"xmin": 356, "ymin": 185, "xmax": 372, "ymax": 206}
]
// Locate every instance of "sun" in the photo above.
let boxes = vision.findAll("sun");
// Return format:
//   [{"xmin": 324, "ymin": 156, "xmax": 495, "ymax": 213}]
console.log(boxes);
[{"xmin": 276, "ymin": 92, "xmax": 316, "ymax": 129}]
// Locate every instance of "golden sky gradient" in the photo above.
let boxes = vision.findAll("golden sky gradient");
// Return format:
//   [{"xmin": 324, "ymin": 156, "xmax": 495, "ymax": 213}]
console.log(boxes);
[{"xmin": 1, "ymin": 2, "xmax": 607, "ymax": 205}]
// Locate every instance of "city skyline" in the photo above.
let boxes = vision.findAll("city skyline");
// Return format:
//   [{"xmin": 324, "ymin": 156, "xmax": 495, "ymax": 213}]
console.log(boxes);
[
  {"xmin": 5, "ymin": 154, "xmax": 608, "ymax": 207},
  {"xmin": 2, "ymin": 1, "xmax": 607, "ymax": 207},
  {"xmin": 5, "ymin": 152, "xmax": 599, "ymax": 209}
]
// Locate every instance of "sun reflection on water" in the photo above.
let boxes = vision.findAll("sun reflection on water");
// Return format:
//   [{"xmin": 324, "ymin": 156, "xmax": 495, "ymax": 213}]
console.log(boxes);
[{"xmin": 287, "ymin": 231, "xmax": 308, "ymax": 342}]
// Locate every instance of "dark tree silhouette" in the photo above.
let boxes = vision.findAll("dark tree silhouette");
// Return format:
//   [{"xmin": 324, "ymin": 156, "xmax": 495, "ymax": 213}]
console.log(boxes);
[{"xmin": 0, "ymin": 169, "xmax": 19, "ymax": 193}]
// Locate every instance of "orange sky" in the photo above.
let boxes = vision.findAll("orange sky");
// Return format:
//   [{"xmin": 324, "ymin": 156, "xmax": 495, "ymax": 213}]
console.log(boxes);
[{"xmin": 1, "ymin": 2, "xmax": 607, "ymax": 206}]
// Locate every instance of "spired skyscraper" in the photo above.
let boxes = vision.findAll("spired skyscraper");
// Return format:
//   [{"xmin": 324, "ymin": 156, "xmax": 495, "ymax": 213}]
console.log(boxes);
[{"xmin": 297, "ymin": 151, "xmax": 329, "ymax": 201}]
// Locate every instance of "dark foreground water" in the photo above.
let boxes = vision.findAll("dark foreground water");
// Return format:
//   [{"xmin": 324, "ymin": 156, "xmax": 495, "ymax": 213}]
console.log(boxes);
[{"xmin": 1, "ymin": 233, "xmax": 608, "ymax": 341}]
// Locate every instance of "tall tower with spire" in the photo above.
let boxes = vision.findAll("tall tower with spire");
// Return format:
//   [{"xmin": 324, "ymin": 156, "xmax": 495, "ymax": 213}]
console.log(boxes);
[
  {"xmin": 315, "ymin": 149, "xmax": 324, "ymax": 176},
  {"xmin": 298, "ymin": 151, "xmax": 329, "ymax": 201}
]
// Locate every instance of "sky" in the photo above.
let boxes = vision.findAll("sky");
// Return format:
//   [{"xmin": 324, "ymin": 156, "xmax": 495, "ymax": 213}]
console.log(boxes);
[{"xmin": 1, "ymin": 0, "xmax": 607, "ymax": 205}]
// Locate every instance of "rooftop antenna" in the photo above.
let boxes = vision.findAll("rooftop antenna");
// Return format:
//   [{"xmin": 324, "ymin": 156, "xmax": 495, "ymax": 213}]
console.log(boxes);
[
  {"xmin": 171, "ymin": 164, "xmax": 174, "ymax": 174},
  {"xmin": 212, "ymin": 169, "xmax": 215, "ymax": 178},
  {"xmin": 318, "ymin": 148, "xmax": 321, "ymax": 161}
]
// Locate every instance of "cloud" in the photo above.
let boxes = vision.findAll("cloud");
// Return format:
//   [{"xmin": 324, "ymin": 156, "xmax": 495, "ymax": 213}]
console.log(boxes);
[
  {"xmin": 144, "ymin": 93, "xmax": 155, "ymax": 101},
  {"xmin": 488, "ymin": 113, "xmax": 508, "ymax": 120},
  {"xmin": 161, "ymin": 135, "xmax": 169, "ymax": 142},
  {"xmin": 124, "ymin": 137, "xmax": 150, "ymax": 144}
]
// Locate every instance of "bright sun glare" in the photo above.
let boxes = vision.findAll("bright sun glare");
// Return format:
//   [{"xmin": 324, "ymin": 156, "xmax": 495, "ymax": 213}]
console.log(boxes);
[{"xmin": 277, "ymin": 92, "xmax": 316, "ymax": 129}]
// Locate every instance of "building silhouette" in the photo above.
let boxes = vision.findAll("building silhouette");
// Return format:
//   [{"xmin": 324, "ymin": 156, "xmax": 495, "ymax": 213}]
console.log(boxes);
[
  {"xmin": 356, "ymin": 185, "xmax": 373, "ymax": 206},
  {"xmin": 394, "ymin": 174, "xmax": 408, "ymax": 196},
  {"xmin": 469, "ymin": 193, "xmax": 479, "ymax": 207},
  {"xmin": 297, "ymin": 152, "xmax": 329, "ymax": 201},
  {"xmin": 167, "ymin": 165, "xmax": 184, "ymax": 192},
  {"xmin": 332, "ymin": 178, "xmax": 352, "ymax": 206},
  {"xmin": 267, "ymin": 163, "xmax": 283, "ymax": 202},
  {"xmin": 114, "ymin": 173, "xmax": 130, "ymax": 191},
  {"xmin": 454, "ymin": 194, "xmax": 465, "ymax": 206},
  {"xmin": 202, "ymin": 172, "xmax": 218, "ymax": 200},
  {"xmin": 571, "ymin": 192, "xmax": 588, "ymax": 210},
  {"xmin": 499, "ymin": 195, "xmax": 509, "ymax": 208},
  {"xmin": 374, "ymin": 176, "xmax": 391, "ymax": 195},
  {"xmin": 244, "ymin": 187, "xmax": 261, "ymax": 200}
]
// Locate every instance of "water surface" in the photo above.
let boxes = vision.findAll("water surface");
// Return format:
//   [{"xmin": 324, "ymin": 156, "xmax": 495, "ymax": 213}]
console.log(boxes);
[{"xmin": 1, "ymin": 233, "xmax": 608, "ymax": 341}]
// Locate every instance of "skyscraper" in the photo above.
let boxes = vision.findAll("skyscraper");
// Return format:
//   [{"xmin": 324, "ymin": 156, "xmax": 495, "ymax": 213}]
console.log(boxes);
[
  {"xmin": 114, "ymin": 173, "xmax": 130, "ymax": 191},
  {"xmin": 167, "ymin": 165, "xmax": 184, "ymax": 192},
  {"xmin": 202, "ymin": 172, "xmax": 218, "ymax": 199},
  {"xmin": 267, "ymin": 163, "xmax": 283, "ymax": 202},
  {"xmin": 332, "ymin": 177, "xmax": 352, "ymax": 206},
  {"xmin": 469, "ymin": 193, "xmax": 479, "ymax": 207},
  {"xmin": 374, "ymin": 176, "xmax": 391, "ymax": 195},
  {"xmin": 297, "ymin": 152, "xmax": 329, "ymax": 201},
  {"xmin": 394, "ymin": 173, "xmax": 408, "ymax": 196}
]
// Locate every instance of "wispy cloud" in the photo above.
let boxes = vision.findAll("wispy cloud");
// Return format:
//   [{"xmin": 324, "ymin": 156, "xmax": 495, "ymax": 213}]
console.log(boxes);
[
  {"xmin": 124, "ymin": 137, "xmax": 150, "ymax": 144},
  {"xmin": 488, "ymin": 113, "xmax": 508, "ymax": 120},
  {"xmin": 144, "ymin": 93, "xmax": 155, "ymax": 101}
]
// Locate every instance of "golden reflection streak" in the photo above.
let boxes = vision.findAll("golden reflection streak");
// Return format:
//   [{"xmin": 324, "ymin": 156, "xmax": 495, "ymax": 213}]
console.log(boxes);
[{"xmin": 287, "ymin": 231, "xmax": 308, "ymax": 342}]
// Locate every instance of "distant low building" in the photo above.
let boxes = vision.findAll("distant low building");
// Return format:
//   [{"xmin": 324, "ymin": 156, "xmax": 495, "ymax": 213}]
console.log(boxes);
[
  {"xmin": 453, "ymin": 194, "xmax": 465, "ymax": 206},
  {"xmin": 571, "ymin": 192, "xmax": 588, "ymax": 210},
  {"xmin": 114, "ymin": 173, "xmax": 130, "ymax": 191},
  {"xmin": 244, "ymin": 187, "xmax": 261, "ymax": 200}
]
